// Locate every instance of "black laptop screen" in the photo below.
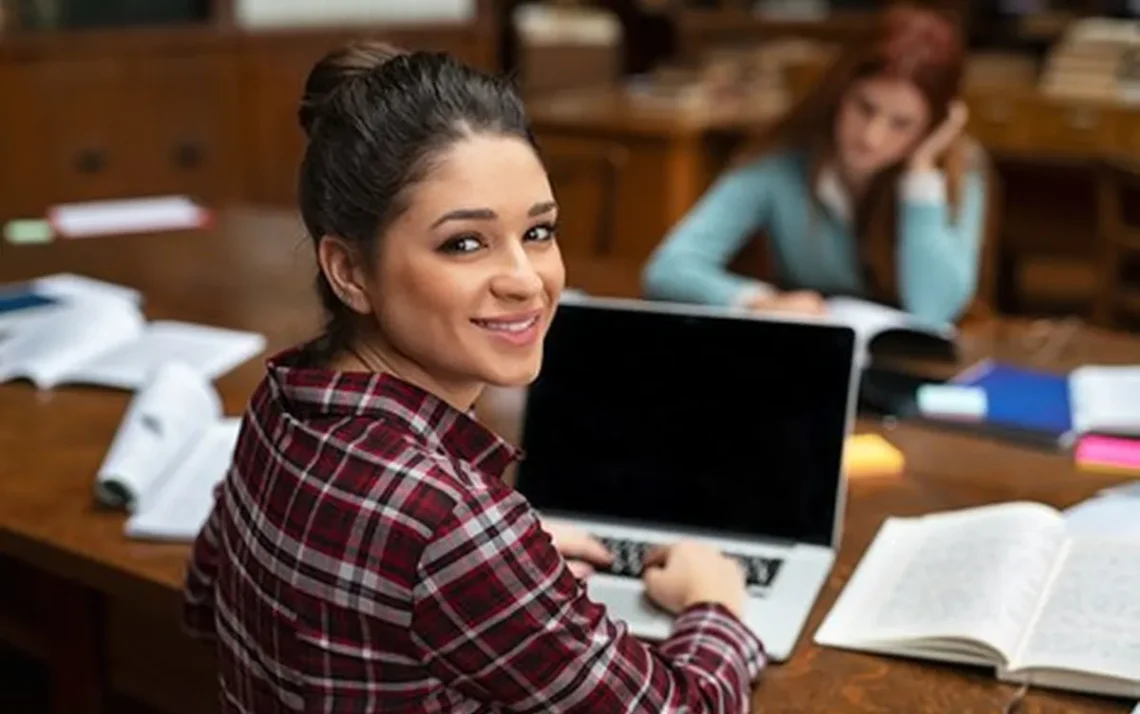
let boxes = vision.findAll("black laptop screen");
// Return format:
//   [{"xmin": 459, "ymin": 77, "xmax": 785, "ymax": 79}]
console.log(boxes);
[{"xmin": 514, "ymin": 300, "xmax": 855, "ymax": 548}]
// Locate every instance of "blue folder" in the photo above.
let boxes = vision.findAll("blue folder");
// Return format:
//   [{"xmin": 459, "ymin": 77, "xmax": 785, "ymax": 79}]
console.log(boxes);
[{"xmin": 953, "ymin": 360, "xmax": 1073, "ymax": 442}]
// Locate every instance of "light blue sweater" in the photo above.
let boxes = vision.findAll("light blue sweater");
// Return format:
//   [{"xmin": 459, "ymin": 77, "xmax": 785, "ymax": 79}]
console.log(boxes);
[{"xmin": 641, "ymin": 149, "xmax": 988, "ymax": 324}]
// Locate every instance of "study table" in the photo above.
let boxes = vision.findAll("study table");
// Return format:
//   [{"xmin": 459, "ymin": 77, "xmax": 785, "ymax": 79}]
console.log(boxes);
[{"xmin": 0, "ymin": 208, "xmax": 1137, "ymax": 714}]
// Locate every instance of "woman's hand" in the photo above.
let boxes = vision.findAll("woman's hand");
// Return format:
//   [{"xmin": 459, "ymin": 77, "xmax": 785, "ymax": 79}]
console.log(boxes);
[
  {"xmin": 541, "ymin": 520, "xmax": 613, "ymax": 579},
  {"xmin": 909, "ymin": 99, "xmax": 968, "ymax": 172},
  {"xmin": 741, "ymin": 290, "xmax": 827, "ymax": 316}
]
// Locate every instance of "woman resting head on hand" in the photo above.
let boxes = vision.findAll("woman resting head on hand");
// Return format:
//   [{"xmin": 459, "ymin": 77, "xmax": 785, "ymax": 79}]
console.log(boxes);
[
  {"xmin": 182, "ymin": 41, "xmax": 762, "ymax": 714},
  {"xmin": 643, "ymin": 4, "xmax": 988, "ymax": 325}
]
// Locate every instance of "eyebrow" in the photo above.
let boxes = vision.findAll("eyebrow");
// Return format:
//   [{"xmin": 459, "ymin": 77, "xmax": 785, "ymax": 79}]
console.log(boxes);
[{"xmin": 430, "ymin": 201, "xmax": 558, "ymax": 228}]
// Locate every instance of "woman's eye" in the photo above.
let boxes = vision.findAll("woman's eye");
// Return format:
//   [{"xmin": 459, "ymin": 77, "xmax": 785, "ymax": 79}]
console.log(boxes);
[
  {"xmin": 525, "ymin": 223, "xmax": 557, "ymax": 243},
  {"xmin": 440, "ymin": 235, "xmax": 483, "ymax": 254}
]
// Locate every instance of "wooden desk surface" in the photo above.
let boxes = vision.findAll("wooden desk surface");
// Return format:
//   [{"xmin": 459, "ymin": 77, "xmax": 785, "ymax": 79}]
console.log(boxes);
[{"xmin": 0, "ymin": 209, "xmax": 1136, "ymax": 714}]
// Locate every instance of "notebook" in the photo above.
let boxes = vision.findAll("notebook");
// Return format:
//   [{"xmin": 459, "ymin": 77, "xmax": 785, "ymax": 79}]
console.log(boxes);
[
  {"xmin": 825, "ymin": 297, "xmax": 957, "ymax": 363},
  {"xmin": 1069, "ymin": 365, "xmax": 1140, "ymax": 438},
  {"xmin": 815, "ymin": 501, "xmax": 1140, "ymax": 699},
  {"xmin": 0, "ymin": 273, "xmax": 141, "ymax": 337},
  {"xmin": 95, "ymin": 363, "xmax": 238, "ymax": 541},
  {"xmin": 0, "ymin": 292, "xmax": 264, "ymax": 390}
]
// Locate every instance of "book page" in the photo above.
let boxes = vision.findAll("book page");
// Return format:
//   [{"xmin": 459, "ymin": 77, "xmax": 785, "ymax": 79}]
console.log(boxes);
[
  {"xmin": 124, "ymin": 418, "xmax": 240, "ymax": 542},
  {"xmin": 826, "ymin": 297, "xmax": 954, "ymax": 341},
  {"xmin": 96, "ymin": 363, "xmax": 222, "ymax": 511},
  {"xmin": 1070, "ymin": 366, "xmax": 1140, "ymax": 437},
  {"xmin": 0, "ymin": 296, "xmax": 144, "ymax": 389},
  {"xmin": 65, "ymin": 320, "xmax": 265, "ymax": 390},
  {"xmin": 817, "ymin": 502, "xmax": 1066, "ymax": 664},
  {"xmin": 1012, "ymin": 538, "xmax": 1140, "ymax": 683}
]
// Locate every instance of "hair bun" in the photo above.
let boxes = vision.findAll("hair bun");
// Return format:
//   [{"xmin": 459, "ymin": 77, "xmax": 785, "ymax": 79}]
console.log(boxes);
[{"xmin": 298, "ymin": 40, "xmax": 407, "ymax": 137}]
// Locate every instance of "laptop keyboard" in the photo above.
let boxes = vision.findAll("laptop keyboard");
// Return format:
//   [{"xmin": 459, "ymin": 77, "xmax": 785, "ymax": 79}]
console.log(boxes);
[{"xmin": 594, "ymin": 535, "xmax": 784, "ymax": 589}]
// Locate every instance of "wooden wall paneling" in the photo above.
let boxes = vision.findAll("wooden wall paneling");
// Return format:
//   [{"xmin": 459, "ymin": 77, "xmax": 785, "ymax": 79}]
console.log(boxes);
[
  {"xmin": 128, "ymin": 46, "xmax": 244, "ymax": 205},
  {"xmin": 239, "ymin": 25, "xmax": 489, "ymax": 207},
  {"xmin": 0, "ymin": 56, "xmax": 133, "ymax": 218}
]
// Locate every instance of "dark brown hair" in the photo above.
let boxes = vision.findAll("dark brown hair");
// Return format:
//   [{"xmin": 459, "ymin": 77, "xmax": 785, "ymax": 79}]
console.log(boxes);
[
  {"xmin": 739, "ymin": 4, "xmax": 969, "ymax": 306},
  {"xmin": 297, "ymin": 41, "xmax": 536, "ymax": 356}
]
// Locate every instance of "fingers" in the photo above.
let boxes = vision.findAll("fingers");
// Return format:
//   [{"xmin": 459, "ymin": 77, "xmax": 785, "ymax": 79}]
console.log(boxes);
[
  {"xmin": 643, "ymin": 544, "xmax": 668, "ymax": 569},
  {"xmin": 551, "ymin": 529, "xmax": 613, "ymax": 566},
  {"xmin": 567, "ymin": 560, "xmax": 595, "ymax": 580}
]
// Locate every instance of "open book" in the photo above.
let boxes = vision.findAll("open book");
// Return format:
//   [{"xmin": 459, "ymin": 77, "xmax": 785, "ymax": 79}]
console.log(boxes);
[
  {"xmin": 815, "ymin": 501, "xmax": 1140, "ymax": 699},
  {"xmin": 824, "ymin": 297, "xmax": 957, "ymax": 364},
  {"xmin": 0, "ymin": 292, "xmax": 264, "ymax": 390},
  {"xmin": 1070, "ymin": 365, "xmax": 1140, "ymax": 438},
  {"xmin": 95, "ymin": 363, "xmax": 239, "ymax": 541}
]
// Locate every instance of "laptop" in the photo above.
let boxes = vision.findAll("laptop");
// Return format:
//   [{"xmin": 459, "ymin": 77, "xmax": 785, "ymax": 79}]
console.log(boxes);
[{"xmin": 514, "ymin": 295, "xmax": 859, "ymax": 661}]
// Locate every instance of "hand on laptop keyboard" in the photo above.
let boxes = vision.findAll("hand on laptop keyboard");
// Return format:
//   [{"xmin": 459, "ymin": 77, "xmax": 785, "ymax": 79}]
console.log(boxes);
[
  {"xmin": 541, "ymin": 519, "xmax": 615, "ymax": 579},
  {"xmin": 639, "ymin": 541, "xmax": 748, "ymax": 618}
]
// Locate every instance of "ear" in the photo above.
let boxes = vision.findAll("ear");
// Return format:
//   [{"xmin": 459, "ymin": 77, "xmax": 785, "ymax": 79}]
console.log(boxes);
[{"xmin": 317, "ymin": 236, "xmax": 373, "ymax": 315}]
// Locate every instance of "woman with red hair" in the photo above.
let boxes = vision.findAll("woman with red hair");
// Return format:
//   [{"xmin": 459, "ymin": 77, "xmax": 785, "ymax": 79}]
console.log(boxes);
[{"xmin": 642, "ymin": 5, "xmax": 987, "ymax": 325}]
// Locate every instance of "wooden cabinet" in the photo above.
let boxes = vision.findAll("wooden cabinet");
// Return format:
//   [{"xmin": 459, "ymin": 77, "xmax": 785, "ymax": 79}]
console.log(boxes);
[
  {"xmin": 0, "ymin": 18, "xmax": 497, "ymax": 220},
  {"xmin": 131, "ymin": 48, "xmax": 243, "ymax": 204},
  {"xmin": 0, "ymin": 57, "xmax": 134, "ymax": 217}
]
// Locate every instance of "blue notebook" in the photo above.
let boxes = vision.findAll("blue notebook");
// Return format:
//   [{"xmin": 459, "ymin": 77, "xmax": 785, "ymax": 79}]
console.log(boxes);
[{"xmin": 953, "ymin": 360, "xmax": 1074, "ymax": 441}]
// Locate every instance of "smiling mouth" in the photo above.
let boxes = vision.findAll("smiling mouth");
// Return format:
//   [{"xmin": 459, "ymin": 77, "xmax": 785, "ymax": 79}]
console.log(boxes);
[{"xmin": 471, "ymin": 315, "xmax": 540, "ymax": 333}]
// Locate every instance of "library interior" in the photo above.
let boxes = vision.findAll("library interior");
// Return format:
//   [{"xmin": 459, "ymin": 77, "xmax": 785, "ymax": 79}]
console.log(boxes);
[{"xmin": 1, "ymin": 1, "xmax": 1140, "ymax": 712}]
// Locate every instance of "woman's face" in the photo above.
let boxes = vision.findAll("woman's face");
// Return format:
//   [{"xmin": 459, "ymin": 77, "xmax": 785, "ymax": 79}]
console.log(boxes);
[
  {"xmin": 833, "ymin": 75, "xmax": 931, "ymax": 183},
  {"xmin": 358, "ymin": 133, "xmax": 564, "ymax": 406}
]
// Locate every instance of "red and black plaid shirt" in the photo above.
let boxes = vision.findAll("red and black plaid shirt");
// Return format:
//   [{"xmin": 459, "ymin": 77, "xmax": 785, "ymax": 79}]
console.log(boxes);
[{"xmin": 184, "ymin": 345, "xmax": 765, "ymax": 713}]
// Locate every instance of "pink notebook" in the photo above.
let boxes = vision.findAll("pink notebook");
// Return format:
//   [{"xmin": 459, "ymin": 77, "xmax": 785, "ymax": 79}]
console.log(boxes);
[{"xmin": 1075, "ymin": 435, "xmax": 1140, "ymax": 474}]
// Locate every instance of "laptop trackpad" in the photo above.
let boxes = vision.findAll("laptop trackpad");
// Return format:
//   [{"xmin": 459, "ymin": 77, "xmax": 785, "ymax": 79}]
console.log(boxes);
[{"xmin": 585, "ymin": 575, "xmax": 673, "ymax": 641}]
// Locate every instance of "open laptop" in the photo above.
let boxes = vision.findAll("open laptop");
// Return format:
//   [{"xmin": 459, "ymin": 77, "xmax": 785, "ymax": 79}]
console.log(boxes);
[{"xmin": 514, "ymin": 295, "xmax": 859, "ymax": 661}]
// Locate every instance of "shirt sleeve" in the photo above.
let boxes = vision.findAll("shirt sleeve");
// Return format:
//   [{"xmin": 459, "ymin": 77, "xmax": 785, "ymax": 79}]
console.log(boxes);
[
  {"xmin": 182, "ymin": 482, "xmax": 225, "ymax": 640},
  {"xmin": 896, "ymin": 167, "xmax": 988, "ymax": 324},
  {"xmin": 410, "ymin": 489, "xmax": 766, "ymax": 713},
  {"xmin": 642, "ymin": 163, "xmax": 777, "ymax": 307}
]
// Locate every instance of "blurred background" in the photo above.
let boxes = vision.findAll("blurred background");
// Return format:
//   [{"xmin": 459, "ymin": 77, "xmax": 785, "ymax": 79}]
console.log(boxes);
[{"xmin": 2, "ymin": 0, "xmax": 1140, "ymax": 325}]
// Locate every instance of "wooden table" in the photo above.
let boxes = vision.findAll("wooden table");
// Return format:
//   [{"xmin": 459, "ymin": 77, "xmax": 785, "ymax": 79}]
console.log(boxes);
[{"xmin": 0, "ymin": 209, "xmax": 1136, "ymax": 714}]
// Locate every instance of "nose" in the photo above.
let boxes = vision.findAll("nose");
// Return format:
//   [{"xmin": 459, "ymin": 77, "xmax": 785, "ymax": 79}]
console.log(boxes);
[
  {"xmin": 490, "ymin": 242, "xmax": 543, "ymax": 301},
  {"xmin": 860, "ymin": 117, "xmax": 889, "ymax": 151}
]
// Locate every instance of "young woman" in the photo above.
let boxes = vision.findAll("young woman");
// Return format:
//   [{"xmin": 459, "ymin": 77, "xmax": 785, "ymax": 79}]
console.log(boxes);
[
  {"xmin": 642, "ymin": 5, "xmax": 988, "ymax": 325},
  {"xmin": 182, "ymin": 42, "xmax": 763, "ymax": 713}
]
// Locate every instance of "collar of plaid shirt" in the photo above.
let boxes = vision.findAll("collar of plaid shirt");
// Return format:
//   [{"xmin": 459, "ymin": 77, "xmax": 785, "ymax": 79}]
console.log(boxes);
[{"xmin": 267, "ymin": 344, "xmax": 523, "ymax": 478}]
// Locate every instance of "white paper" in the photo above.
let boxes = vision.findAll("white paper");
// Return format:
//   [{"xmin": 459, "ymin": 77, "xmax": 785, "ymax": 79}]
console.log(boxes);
[
  {"xmin": 32, "ymin": 273, "xmax": 143, "ymax": 306},
  {"xmin": 124, "ymin": 418, "xmax": 240, "ymax": 541},
  {"xmin": 96, "ymin": 363, "xmax": 222, "ymax": 511},
  {"xmin": 50, "ymin": 196, "xmax": 205, "ymax": 239},
  {"xmin": 0, "ymin": 296, "xmax": 143, "ymax": 389},
  {"xmin": 1064, "ymin": 496, "xmax": 1140, "ymax": 539},
  {"xmin": 1070, "ymin": 366, "xmax": 1140, "ymax": 437},
  {"xmin": 67, "ymin": 320, "xmax": 266, "ymax": 390},
  {"xmin": 1014, "ymin": 539, "xmax": 1140, "ymax": 682}
]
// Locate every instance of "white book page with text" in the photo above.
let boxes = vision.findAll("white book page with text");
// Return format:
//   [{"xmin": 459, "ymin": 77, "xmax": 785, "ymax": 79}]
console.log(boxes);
[
  {"xmin": 0, "ymin": 297, "xmax": 143, "ymax": 389},
  {"xmin": 96, "ymin": 363, "xmax": 222, "ymax": 511},
  {"xmin": 125, "ymin": 418, "xmax": 240, "ymax": 541},
  {"xmin": 66, "ymin": 320, "xmax": 265, "ymax": 390},
  {"xmin": 1012, "ymin": 538, "xmax": 1140, "ymax": 682},
  {"xmin": 821, "ymin": 502, "xmax": 1066, "ymax": 663}
]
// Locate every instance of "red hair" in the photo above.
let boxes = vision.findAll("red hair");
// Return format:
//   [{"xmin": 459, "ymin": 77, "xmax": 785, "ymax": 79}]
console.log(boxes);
[{"xmin": 739, "ymin": 4, "xmax": 971, "ymax": 307}]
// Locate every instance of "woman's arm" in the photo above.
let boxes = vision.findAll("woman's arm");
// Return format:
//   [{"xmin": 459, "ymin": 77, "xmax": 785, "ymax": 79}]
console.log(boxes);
[
  {"xmin": 182, "ymin": 483, "xmax": 225, "ymax": 639},
  {"xmin": 896, "ymin": 167, "xmax": 988, "ymax": 324},
  {"xmin": 642, "ymin": 164, "xmax": 775, "ymax": 306},
  {"xmin": 411, "ymin": 490, "xmax": 765, "ymax": 713}
]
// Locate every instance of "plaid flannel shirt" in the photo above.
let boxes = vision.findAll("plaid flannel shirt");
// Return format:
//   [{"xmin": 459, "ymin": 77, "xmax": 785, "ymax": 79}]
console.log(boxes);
[{"xmin": 183, "ymin": 345, "xmax": 765, "ymax": 713}]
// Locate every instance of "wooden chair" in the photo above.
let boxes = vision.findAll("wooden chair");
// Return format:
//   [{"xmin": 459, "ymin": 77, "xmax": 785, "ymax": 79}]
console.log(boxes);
[{"xmin": 1094, "ymin": 156, "xmax": 1140, "ymax": 329}]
